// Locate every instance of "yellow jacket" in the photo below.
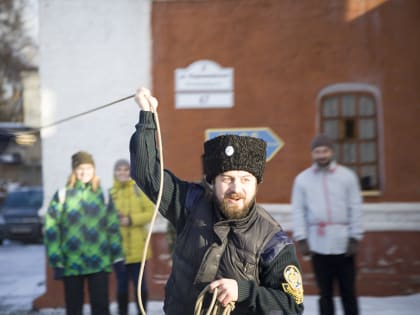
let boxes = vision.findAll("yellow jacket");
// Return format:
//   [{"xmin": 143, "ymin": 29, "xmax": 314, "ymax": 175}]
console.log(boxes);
[{"xmin": 110, "ymin": 179, "xmax": 154, "ymax": 263}]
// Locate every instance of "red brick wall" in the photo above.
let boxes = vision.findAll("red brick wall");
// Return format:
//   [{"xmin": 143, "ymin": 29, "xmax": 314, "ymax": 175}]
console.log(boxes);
[
  {"xmin": 33, "ymin": 230, "xmax": 420, "ymax": 308},
  {"xmin": 33, "ymin": 0, "xmax": 420, "ymax": 307},
  {"xmin": 145, "ymin": 231, "xmax": 420, "ymax": 300},
  {"xmin": 151, "ymin": 0, "xmax": 420, "ymax": 203},
  {"xmin": 147, "ymin": 0, "xmax": 420, "ymax": 299},
  {"xmin": 300, "ymin": 231, "xmax": 420, "ymax": 296}
]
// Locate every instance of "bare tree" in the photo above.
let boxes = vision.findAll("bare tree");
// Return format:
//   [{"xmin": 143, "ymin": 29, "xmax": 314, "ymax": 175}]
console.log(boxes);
[{"xmin": 0, "ymin": 0, "xmax": 36, "ymax": 122}]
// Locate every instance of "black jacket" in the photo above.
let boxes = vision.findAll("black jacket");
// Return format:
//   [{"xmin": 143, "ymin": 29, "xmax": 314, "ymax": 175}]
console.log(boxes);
[{"xmin": 130, "ymin": 111, "xmax": 304, "ymax": 315}]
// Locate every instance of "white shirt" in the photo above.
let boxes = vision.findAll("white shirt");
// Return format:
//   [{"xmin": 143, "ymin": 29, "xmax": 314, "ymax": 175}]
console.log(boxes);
[{"xmin": 291, "ymin": 161, "xmax": 363, "ymax": 254}]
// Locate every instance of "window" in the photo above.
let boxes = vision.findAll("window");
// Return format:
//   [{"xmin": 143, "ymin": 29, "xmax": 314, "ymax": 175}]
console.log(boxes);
[{"xmin": 320, "ymin": 91, "xmax": 380, "ymax": 191}]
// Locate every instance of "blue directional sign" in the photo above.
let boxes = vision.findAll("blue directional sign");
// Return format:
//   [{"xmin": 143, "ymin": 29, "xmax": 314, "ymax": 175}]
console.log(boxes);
[{"xmin": 205, "ymin": 127, "xmax": 284, "ymax": 161}]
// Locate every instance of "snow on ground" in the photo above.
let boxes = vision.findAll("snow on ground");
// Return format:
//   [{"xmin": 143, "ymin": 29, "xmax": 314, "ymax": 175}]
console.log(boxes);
[{"xmin": 0, "ymin": 241, "xmax": 419, "ymax": 315}]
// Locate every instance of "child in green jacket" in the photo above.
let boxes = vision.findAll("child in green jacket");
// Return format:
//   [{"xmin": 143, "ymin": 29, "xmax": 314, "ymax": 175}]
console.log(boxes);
[{"xmin": 44, "ymin": 151, "xmax": 124, "ymax": 315}]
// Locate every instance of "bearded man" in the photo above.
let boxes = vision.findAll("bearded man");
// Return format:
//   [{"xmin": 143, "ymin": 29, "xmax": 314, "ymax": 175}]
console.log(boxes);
[
  {"xmin": 129, "ymin": 87, "xmax": 304, "ymax": 315},
  {"xmin": 291, "ymin": 134, "xmax": 363, "ymax": 315}
]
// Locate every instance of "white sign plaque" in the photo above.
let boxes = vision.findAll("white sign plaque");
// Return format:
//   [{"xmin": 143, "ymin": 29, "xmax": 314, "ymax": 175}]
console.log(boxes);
[{"xmin": 175, "ymin": 60, "xmax": 234, "ymax": 109}]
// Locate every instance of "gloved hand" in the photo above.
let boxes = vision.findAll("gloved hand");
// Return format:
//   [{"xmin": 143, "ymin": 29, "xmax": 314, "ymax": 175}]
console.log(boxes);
[
  {"xmin": 113, "ymin": 260, "xmax": 126, "ymax": 274},
  {"xmin": 346, "ymin": 238, "xmax": 359, "ymax": 256},
  {"xmin": 53, "ymin": 267, "xmax": 65, "ymax": 280},
  {"xmin": 297, "ymin": 239, "xmax": 312, "ymax": 257}
]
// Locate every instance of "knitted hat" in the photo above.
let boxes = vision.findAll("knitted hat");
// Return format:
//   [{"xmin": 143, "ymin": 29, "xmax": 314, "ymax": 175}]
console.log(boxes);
[
  {"xmin": 203, "ymin": 135, "xmax": 267, "ymax": 183},
  {"xmin": 71, "ymin": 151, "xmax": 95, "ymax": 169},
  {"xmin": 310, "ymin": 134, "xmax": 334, "ymax": 151},
  {"xmin": 113, "ymin": 159, "xmax": 130, "ymax": 171}
]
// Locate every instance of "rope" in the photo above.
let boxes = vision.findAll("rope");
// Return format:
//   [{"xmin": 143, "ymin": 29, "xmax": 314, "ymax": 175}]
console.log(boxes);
[
  {"xmin": 4, "ymin": 89, "xmax": 163, "ymax": 314},
  {"xmin": 194, "ymin": 284, "xmax": 235, "ymax": 315},
  {"xmin": 11, "ymin": 90, "xmax": 150, "ymax": 314},
  {"xmin": 6, "ymin": 94, "xmax": 135, "ymax": 135},
  {"xmin": 14, "ymin": 90, "xmax": 155, "ymax": 314},
  {"xmin": 7, "ymin": 90, "xmax": 234, "ymax": 315},
  {"xmin": 134, "ymin": 90, "xmax": 235, "ymax": 315},
  {"xmin": 137, "ymin": 104, "xmax": 164, "ymax": 315}
]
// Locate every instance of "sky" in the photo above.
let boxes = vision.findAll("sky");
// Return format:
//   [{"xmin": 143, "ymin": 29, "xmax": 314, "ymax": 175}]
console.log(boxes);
[
  {"xmin": 19, "ymin": 0, "xmax": 39, "ymax": 66},
  {"xmin": 23, "ymin": 0, "xmax": 38, "ymax": 41},
  {"xmin": 0, "ymin": 241, "xmax": 420, "ymax": 315}
]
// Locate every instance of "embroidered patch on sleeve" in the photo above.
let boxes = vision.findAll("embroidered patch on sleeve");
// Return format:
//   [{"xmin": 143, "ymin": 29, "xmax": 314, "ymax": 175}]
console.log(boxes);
[{"xmin": 281, "ymin": 265, "xmax": 304, "ymax": 304}]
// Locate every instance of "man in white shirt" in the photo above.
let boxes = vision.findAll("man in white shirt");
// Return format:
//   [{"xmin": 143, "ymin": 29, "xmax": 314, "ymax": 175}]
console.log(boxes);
[{"xmin": 291, "ymin": 134, "xmax": 363, "ymax": 315}]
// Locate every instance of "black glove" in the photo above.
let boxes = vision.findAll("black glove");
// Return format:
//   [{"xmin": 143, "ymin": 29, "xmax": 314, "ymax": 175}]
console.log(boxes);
[
  {"xmin": 113, "ymin": 260, "xmax": 126, "ymax": 273},
  {"xmin": 297, "ymin": 239, "xmax": 311, "ymax": 257},
  {"xmin": 346, "ymin": 238, "xmax": 359, "ymax": 256},
  {"xmin": 53, "ymin": 267, "xmax": 65, "ymax": 280}
]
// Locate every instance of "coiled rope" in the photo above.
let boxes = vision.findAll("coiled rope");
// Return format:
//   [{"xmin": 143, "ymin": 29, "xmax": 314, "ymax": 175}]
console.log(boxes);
[{"xmin": 194, "ymin": 284, "xmax": 235, "ymax": 315}]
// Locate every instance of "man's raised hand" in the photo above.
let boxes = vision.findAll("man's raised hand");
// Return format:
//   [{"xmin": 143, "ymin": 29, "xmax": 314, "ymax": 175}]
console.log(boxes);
[{"xmin": 134, "ymin": 87, "xmax": 158, "ymax": 112}]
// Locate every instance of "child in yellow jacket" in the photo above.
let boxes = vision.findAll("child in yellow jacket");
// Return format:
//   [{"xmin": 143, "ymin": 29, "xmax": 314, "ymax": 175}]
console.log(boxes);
[{"xmin": 108, "ymin": 159, "xmax": 154, "ymax": 315}]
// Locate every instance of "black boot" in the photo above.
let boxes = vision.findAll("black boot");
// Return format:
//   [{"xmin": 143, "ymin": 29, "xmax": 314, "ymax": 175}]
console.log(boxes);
[{"xmin": 117, "ymin": 293, "xmax": 129, "ymax": 315}]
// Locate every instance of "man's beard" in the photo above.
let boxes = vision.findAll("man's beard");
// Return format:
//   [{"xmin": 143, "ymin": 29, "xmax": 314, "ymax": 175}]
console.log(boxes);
[
  {"xmin": 315, "ymin": 157, "xmax": 332, "ymax": 168},
  {"xmin": 214, "ymin": 191, "xmax": 256, "ymax": 220}
]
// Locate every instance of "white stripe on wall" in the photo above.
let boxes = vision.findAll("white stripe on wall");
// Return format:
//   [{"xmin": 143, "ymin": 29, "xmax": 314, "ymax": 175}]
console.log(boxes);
[{"xmin": 151, "ymin": 203, "xmax": 420, "ymax": 233}]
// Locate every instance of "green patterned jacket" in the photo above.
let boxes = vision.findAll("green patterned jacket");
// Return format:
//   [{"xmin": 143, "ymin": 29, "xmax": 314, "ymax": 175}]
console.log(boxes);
[{"xmin": 44, "ymin": 180, "xmax": 123, "ymax": 276}]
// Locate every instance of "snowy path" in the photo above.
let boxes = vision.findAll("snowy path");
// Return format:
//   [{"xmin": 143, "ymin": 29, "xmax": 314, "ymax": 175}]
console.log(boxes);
[{"xmin": 0, "ymin": 242, "xmax": 419, "ymax": 315}]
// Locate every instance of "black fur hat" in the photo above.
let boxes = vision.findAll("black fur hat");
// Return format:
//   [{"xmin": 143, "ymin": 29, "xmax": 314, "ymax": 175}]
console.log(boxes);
[{"xmin": 203, "ymin": 135, "xmax": 267, "ymax": 183}]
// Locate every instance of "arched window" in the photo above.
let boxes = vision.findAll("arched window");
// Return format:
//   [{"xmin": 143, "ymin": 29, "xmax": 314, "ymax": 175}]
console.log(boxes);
[{"xmin": 318, "ymin": 84, "xmax": 381, "ymax": 192}]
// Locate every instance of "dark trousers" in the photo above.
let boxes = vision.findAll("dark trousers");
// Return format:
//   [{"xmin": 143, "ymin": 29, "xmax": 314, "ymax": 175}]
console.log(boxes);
[
  {"xmin": 115, "ymin": 262, "xmax": 148, "ymax": 315},
  {"xmin": 312, "ymin": 254, "xmax": 359, "ymax": 315},
  {"xmin": 63, "ymin": 271, "xmax": 110, "ymax": 315}
]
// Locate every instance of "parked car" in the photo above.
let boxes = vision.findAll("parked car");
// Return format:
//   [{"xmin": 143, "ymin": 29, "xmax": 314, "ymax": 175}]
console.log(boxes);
[
  {"xmin": 0, "ymin": 213, "xmax": 5, "ymax": 245},
  {"xmin": 1, "ymin": 186, "xmax": 43, "ymax": 243}
]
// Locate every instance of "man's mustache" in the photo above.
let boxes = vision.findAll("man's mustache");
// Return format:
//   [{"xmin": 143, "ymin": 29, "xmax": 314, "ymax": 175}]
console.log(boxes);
[{"xmin": 224, "ymin": 192, "xmax": 245, "ymax": 199}]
